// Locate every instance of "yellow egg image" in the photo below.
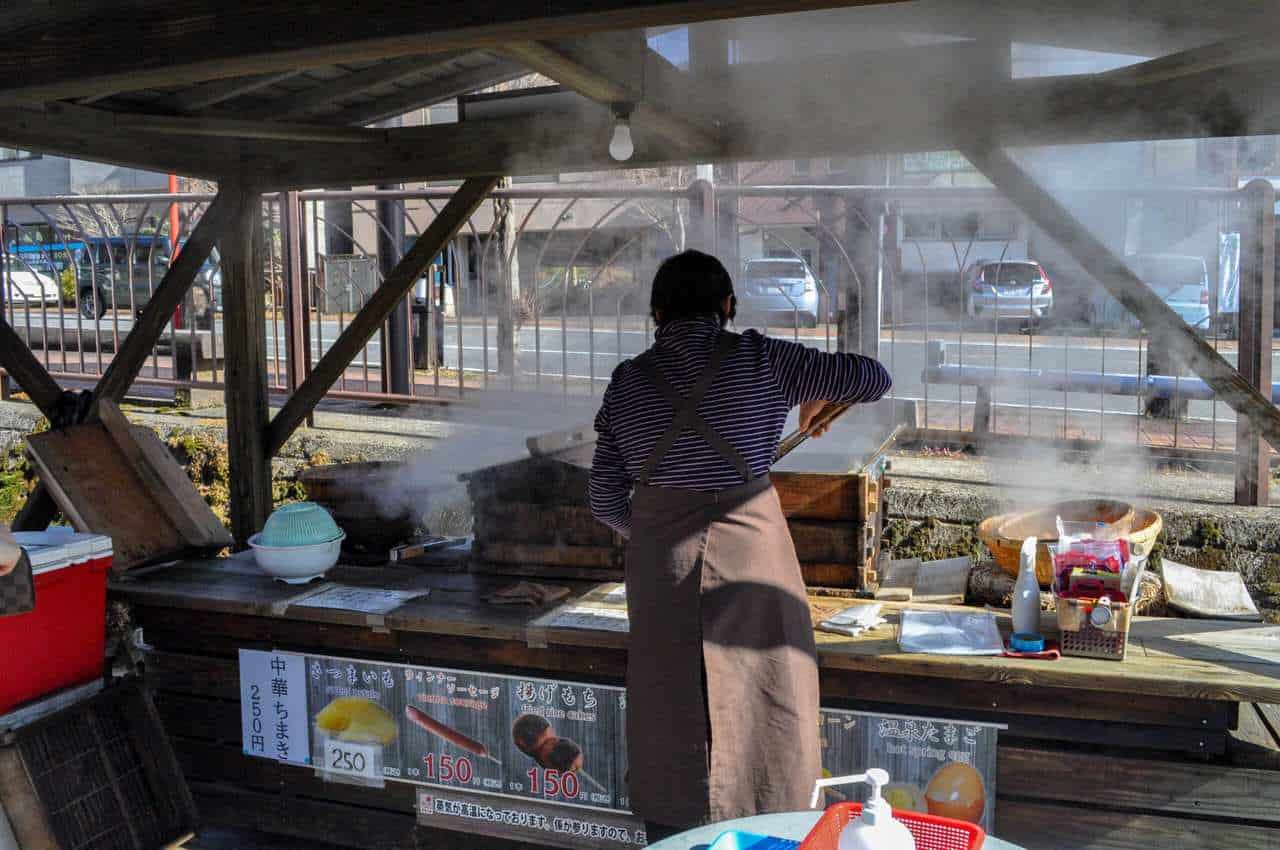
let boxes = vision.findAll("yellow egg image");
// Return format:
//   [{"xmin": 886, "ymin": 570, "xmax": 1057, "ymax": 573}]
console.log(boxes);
[
  {"xmin": 314, "ymin": 696, "xmax": 398, "ymax": 745},
  {"xmin": 882, "ymin": 782, "xmax": 926, "ymax": 812},
  {"xmin": 925, "ymin": 762, "xmax": 985, "ymax": 824}
]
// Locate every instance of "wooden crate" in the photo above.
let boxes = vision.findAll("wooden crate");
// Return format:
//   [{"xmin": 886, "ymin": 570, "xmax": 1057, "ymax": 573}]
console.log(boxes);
[{"xmin": 465, "ymin": 457, "xmax": 886, "ymax": 589}]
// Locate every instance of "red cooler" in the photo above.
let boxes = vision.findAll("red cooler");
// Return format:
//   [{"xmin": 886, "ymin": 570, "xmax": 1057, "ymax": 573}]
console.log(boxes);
[{"xmin": 0, "ymin": 529, "xmax": 112, "ymax": 714}]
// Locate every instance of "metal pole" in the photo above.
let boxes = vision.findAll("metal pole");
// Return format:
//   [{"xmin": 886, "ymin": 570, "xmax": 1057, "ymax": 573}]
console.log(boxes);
[
  {"xmin": 376, "ymin": 116, "xmax": 410, "ymax": 395},
  {"xmin": 1235, "ymin": 179, "xmax": 1275, "ymax": 506}
]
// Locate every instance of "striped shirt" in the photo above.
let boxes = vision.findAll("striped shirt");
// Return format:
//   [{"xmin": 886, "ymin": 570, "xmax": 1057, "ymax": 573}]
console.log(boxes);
[{"xmin": 589, "ymin": 317, "xmax": 892, "ymax": 535}]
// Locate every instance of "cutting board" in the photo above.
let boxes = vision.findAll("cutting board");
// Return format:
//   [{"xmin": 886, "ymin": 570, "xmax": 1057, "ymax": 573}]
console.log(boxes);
[{"xmin": 25, "ymin": 401, "xmax": 232, "ymax": 569}]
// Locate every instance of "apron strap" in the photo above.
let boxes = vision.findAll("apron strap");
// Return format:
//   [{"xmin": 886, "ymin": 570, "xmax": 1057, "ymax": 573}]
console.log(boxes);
[{"xmin": 633, "ymin": 331, "xmax": 753, "ymax": 485}]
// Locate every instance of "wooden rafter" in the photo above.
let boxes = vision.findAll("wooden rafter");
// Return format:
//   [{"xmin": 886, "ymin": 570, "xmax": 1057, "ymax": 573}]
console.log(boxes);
[
  {"xmin": 325, "ymin": 58, "xmax": 529, "ymax": 126},
  {"xmin": 498, "ymin": 36, "xmax": 722, "ymax": 153},
  {"xmin": 1098, "ymin": 32, "xmax": 1280, "ymax": 87},
  {"xmin": 165, "ymin": 71, "xmax": 304, "ymax": 113},
  {"xmin": 961, "ymin": 141, "xmax": 1280, "ymax": 452},
  {"xmin": 0, "ymin": 1, "xmax": 900, "ymax": 105},
  {"xmin": 238, "ymin": 52, "xmax": 474, "ymax": 121},
  {"xmin": 266, "ymin": 176, "xmax": 499, "ymax": 456}
]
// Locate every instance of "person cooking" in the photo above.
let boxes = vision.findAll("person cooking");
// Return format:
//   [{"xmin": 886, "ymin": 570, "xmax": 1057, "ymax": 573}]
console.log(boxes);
[{"xmin": 589, "ymin": 250, "xmax": 891, "ymax": 840}]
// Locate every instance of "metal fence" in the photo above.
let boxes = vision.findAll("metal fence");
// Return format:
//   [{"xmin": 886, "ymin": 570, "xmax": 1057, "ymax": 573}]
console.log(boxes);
[{"xmin": 0, "ymin": 183, "xmax": 1263, "ymax": 457}]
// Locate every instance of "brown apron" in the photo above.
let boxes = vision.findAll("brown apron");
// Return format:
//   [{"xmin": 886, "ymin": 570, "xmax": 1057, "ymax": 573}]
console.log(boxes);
[{"xmin": 624, "ymin": 332, "xmax": 820, "ymax": 829}]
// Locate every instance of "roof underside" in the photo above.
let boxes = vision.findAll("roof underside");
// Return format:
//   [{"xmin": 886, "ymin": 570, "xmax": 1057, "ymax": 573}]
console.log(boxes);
[{"xmin": 0, "ymin": 0, "xmax": 1275, "ymax": 189}]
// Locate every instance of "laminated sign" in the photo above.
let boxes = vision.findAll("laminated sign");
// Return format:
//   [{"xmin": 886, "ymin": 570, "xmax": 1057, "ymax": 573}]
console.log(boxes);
[
  {"xmin": 241, "ymin": 650, "xmax": 645, "ymax": 848},
  {"xmin": 239, "ymin": 649, "xmax": 309, "ymax": 765},
  {"xmin": 819, "ymin": 708, "xmax": 1002, "ymax": 832}
]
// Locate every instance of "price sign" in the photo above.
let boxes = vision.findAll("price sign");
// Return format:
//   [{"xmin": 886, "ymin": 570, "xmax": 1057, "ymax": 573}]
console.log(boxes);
[{"xmin": 320, "ymin": 739, "xmax": 382, "ymax": 781}]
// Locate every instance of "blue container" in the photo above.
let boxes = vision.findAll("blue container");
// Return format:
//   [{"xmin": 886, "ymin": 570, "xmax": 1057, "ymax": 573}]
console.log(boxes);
[{"xmin": 706, "ymin": 831, "xmax": 800, "ymax": 850}]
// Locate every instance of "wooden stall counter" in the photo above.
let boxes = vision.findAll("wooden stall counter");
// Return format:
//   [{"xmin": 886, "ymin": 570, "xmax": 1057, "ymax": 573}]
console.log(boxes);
[{"xmin": 110, "ymin": 560, "xmax": 1280, "ymax": 850}]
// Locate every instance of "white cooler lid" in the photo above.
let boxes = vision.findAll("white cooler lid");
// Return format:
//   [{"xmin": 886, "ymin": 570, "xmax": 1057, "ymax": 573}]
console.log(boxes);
[{"xmin": 13, "ymin": 527, "xmax": 113, "ymax": 574}]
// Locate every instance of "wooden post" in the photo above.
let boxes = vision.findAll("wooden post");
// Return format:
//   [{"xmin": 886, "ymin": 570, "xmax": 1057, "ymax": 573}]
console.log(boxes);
[
  {"xmin": 220, "ymin": 186, "xmax": 272, "ymax": 544},
  {"xmin": 280, "ymin": 190, "xmax": 310, "ymax": 399},
  {"xmin": 962, "ymin": 141, "xmax": 1280, "ymax": 451},
  {"xmin": 267, "ymin": 176, "xmax": 499, "ymax": 456},
  {"xmin": 1236, "ymin": 179, "xmax": 1275, "ymax": 506}
]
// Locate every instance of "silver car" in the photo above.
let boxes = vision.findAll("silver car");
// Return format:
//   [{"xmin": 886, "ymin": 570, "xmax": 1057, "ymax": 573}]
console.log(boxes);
[
  {"xmin": 738, "ymin": 258, "xmax": 821, "ymax": 327},
  {"xmin": 964, "ymin": 260, "xmax": 1053, "ymax": 323}
]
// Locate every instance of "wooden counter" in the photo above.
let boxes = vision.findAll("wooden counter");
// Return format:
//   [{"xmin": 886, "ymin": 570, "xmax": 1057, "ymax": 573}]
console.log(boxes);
[{"xmin": 111, "ymin": 560, "xmax": 1280, "ymax": 850}]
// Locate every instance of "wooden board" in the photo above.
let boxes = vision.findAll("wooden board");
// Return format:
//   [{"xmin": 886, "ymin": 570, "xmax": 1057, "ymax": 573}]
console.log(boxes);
[
  {"xmin": 112, "ymin": 563, "xmax": 1280, "ymax": 705},
  {"xmin": 26, "ymin": 407, "xmax": 230, "ymax": 568},
  {"xmin": 773, "ymin": 471, "xmax": 862, "ymax": 520},
  {"xmin": 1000, "ymin": 744, "xmax": 1280, "ymax": 824},
  {"xmin": 27, "ymin": 424, "xmax": 188, "ymax": 568},
  {"xmin": 996, "ymin": 798, "xmax": 1280, "ymax": 850},
  {"xmin": 100, "ymin": 402, "xmax": 231, "ymax": 549},
  {"xmin": 1229, "ymin": 703, "xmax": 1280, "ymax": 769}
]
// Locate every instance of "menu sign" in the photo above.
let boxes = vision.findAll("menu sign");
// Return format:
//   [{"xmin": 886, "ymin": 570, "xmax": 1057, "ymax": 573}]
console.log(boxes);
[
  {"xmin": 238, "ymin": 649, "xmax": 309, "ymax": 766},
  {"xmin": 819, "ymin": 709, "xmax": 1001, "ymax": 832},
  {"xmin": 245, "ymin": 651, "xmax": 629, "ymax": 813},
  {"xmin": 241, "ymin": 651, "xmax": 1000, "ymax": 843}
]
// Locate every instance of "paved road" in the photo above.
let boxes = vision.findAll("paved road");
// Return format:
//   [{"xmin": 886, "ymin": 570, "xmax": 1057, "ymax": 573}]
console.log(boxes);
[{"xmin": 10, "ymin": 309, "xmax": 1259, "ymax": 424}]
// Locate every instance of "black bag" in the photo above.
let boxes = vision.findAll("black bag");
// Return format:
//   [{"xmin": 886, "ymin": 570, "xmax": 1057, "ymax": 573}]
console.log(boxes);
[{"xmin": 0, "ymin": 549, "xmax": 34, "ymax": 617}]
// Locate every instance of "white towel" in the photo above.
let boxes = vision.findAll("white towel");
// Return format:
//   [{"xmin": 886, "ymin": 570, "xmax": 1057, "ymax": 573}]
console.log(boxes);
[{"xmin": 817, "ymin": 602, "xmax": 886, "ymax": 637}]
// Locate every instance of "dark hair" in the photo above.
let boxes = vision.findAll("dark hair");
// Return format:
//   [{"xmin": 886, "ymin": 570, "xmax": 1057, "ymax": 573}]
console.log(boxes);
[{"xmin": 649, "ymin": 249, "xmax": 736, "ymax": 326}]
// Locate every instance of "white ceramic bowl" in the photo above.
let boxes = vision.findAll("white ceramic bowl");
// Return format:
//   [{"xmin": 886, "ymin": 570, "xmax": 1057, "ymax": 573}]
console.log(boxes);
[{"xmin": 248, "ymin": 532, "xmax": 344, "ymax": 583}]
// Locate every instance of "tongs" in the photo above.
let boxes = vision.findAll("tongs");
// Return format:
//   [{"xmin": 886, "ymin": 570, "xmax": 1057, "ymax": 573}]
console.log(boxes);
[
  {"xmin": 775, "ymin": 403, "xmax": 904, "ymax": 467},
  {"xmin": 774, "ymin": 401, "xmax": 854, "ymax": 462}
]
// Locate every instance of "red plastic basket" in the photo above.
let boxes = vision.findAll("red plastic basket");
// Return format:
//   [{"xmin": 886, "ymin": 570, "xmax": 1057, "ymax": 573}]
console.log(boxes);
[{"xmin": 798, "ymin": 802, "xmax": 985, "ymax": 850}]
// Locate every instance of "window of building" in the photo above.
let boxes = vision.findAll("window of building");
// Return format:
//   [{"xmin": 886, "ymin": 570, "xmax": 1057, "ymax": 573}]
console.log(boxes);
[
  {"xmin": 0, "ymin": 148, "xmax": 37, "ymax": 162},
  {"xmin": 793, "ymin": 159, "xmax": 811, "ymax": 176},
  {"xmin": 939, "ymin": 213, "xmax": 981, "ymax": 241},
  {"xmin": 979, "ymin": 211, "xmax": 1018, "ymax": 239},
  {"xmin": 902, "ymin": 214, "xmax": 938, "ymax": 239}
]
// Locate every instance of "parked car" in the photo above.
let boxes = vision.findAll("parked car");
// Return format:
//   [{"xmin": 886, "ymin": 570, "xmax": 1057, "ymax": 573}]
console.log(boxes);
[
  {"xmin": 76, "ymin": 236, "xmax": 215, "ymax": 328},
  {"xmin": 738, "ymin": 257, "xmax": 821, "ymax": 327},
  {"xmin": 1092, "ymin": 253, "xmax": 1210, "ymax": 331},
  {"xmin": 2, "ymin": 256, "xmax": 60, "ymax": 308},
  {"xmin": 963, "ymin": 259, "xmax": 1053, "ymax": 323}
]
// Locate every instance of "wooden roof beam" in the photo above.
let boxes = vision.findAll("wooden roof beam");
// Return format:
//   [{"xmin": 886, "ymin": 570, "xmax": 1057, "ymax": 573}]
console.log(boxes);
[
  {"xmin": 40, "ymin": 101, "xmax": 382, "ymax": 143},
  {"xmin": 0, "ymin": 106, "xmax": 238, "ymax": 179},
  {"xmin": 498, "ymin": 36, "xmax": 723, "ymax": 153},
  {"xmin": 0, "ymin": 0, "xmax": 903, "ymax": 105},
  {"xmin": 1097, "ymin": 31, "xmax": 1280, "ymax": 87}
]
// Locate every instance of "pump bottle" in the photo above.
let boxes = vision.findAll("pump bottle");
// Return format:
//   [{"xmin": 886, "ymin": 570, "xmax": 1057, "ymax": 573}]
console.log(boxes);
[
  {"xmin": 810, "ymin": 768, "xmax": 916, "ymax": 850},
  {"xmin": 1012, "ymin": 536, "xmax": 1041, "ymax": 638}
]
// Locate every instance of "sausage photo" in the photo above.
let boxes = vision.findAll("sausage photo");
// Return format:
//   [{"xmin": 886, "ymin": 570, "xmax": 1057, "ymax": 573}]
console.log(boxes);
[{"xmin": 404, "ymin": 704, "xmax": 501, "ymax": 764}]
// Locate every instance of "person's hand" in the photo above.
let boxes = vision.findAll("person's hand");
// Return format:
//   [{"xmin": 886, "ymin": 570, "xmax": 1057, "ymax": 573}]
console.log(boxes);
[
  {"xmin": 0, "ymin": 531, "xmax": 20, "ymax": 577},
  {"xmin": 799, "ymin": 400, "xmax": 832, "ymax": 439}
]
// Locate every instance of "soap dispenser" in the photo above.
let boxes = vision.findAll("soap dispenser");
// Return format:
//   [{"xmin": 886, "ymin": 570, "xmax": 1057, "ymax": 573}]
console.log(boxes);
[{"xmin": 809, "ymin": 768, "xmax": 916, "ymax": 850}]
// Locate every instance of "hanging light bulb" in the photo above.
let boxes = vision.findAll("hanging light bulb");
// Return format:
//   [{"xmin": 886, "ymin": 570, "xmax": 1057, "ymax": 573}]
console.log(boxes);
[{"xmin": 609, "ymin": 108, "xmax": 634, "ymax": 161}]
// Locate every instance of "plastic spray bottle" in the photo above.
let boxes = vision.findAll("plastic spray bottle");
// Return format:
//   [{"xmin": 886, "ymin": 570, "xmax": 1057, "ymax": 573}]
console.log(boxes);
[
  {"xmin": 810, "ymin": 768, "xmax": 916, "ymax": 850},
  {"xmin": 1012, "ymin": 536, "xmax": 1041, "ymax": 639}
]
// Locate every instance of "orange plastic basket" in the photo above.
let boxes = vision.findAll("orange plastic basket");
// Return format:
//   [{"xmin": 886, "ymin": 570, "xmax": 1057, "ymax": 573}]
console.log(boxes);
[{"xmin": 798, "ymin": 803, "xmax": 985, "ymax": 850}]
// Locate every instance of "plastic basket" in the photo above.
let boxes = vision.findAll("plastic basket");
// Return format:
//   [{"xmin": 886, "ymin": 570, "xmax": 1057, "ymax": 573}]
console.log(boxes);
[{"xmin": 798, "ymin": 803, "xmax": 985, "ymax": 850}]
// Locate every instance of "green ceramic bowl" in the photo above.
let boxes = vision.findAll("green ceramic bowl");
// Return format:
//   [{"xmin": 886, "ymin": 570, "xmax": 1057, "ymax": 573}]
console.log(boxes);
[{"xmin": 259, "ymin": 502, "xmax": 343, "ymax": 548}]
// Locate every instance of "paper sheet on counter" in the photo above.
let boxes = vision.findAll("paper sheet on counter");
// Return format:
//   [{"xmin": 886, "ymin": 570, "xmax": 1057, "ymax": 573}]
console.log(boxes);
[
  {"xmin": 291, "ymin": 585, "xmax": 427, "ymax": 615},
  {"xmin": 897, "ymin": 609, "xmax": 1004, "ymax": 655}
]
